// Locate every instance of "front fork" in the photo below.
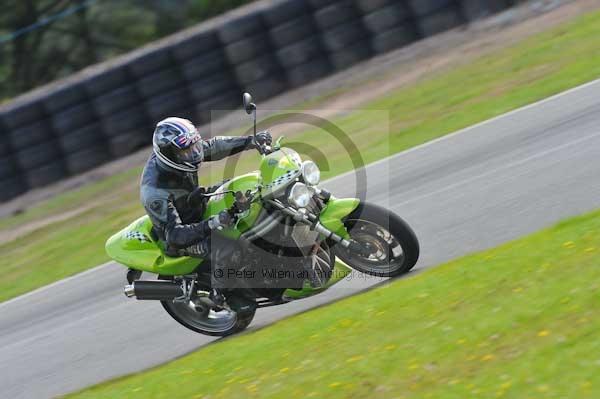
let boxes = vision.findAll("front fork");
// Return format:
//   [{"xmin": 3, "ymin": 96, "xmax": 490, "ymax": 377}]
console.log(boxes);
[{"xmin": 266, "ymin": 193, "xmax": 372, "ymax": 257}]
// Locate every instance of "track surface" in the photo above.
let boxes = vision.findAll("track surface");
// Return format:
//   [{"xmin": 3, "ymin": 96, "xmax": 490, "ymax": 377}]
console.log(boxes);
[{"xmin": 1, "ymin": 80, "xmax": 600, "ymax": 399}]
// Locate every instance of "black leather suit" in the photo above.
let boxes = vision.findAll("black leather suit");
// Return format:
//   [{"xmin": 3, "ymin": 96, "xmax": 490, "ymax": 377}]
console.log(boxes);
[{"xmin": 140, "ymin": 136, "xmax": 253, "ymax": 255}]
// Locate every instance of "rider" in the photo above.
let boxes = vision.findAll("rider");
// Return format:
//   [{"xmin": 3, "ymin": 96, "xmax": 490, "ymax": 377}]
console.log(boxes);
[{"xmin": 140, "ymin": 116, "xmax": 272, "ymax": 258}]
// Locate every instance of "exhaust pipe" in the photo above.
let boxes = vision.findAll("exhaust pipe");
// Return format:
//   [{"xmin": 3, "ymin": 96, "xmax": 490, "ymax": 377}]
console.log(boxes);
[{"xmin": 123, "ymin": 280, "xmax": 184, "ymax": 300}]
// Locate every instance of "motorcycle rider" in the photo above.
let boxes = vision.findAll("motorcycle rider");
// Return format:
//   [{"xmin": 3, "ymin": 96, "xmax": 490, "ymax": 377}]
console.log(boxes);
[{"xmin": 140, "ymin": 116, "xmax": 272, "ymax": 258}]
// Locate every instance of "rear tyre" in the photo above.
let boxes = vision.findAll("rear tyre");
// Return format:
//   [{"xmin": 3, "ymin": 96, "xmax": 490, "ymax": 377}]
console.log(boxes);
[
  {"xmin": 334, "ymin": 202, "xmax": 419, "ymax": 277},
  {"xmin": 162, "ymin": 298, "xmax": 255, "ymax": 337},
  {"xmin": 161, "ymin": 277, "xmax": 256, "ymax": 337}
]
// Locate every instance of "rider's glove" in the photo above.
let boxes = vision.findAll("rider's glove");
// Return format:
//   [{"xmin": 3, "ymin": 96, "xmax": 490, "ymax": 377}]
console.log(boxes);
[
  {"xmin": 187, "ymin": 186, "xmax": 207, "ymax": 209},
  {"xmin": 207, "ymin": 210, "xmax": 233, "ymax": 231},
  {"xmin": 253, "ymin": 130, "xmax": 272, "ymax": 147},
  {"xmin": 206, "ymin": 179, "xmax": 230, "ymax": 194}
]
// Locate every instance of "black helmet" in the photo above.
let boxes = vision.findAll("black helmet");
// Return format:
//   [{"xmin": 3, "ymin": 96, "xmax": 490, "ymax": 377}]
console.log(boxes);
[{"xmin": 152, "ymin": 117, "xmax": 204, "ymax": 173}]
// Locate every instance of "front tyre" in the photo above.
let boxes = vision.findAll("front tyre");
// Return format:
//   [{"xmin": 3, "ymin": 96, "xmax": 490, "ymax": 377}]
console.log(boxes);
[{"xmin": 334, "ymin": 202, "xmax": 419, "ymax": 277}]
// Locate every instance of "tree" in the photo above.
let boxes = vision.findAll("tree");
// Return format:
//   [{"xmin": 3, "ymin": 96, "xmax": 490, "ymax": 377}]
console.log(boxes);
[{"xmin": 0, "ymin": 0, "xmax": 253, "ymax": 101}]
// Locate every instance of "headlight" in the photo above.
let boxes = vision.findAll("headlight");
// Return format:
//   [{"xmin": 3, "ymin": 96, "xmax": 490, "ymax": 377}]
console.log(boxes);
[
  {"xmin": 288, "ymin": 182, "xmax": 311, "ymax": 208},
  {"xmin": 301, "ymin": 160, "xmax": 320, "ymax": 186}
]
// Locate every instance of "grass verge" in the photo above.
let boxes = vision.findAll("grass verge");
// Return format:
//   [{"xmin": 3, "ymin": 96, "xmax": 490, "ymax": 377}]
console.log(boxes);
[
  {"xmin": 66, "ymin": 208, "xmax": 600, "ymax": 398},
  {"xmin": 2, "ymin": 10, "xmax": 600, "ymax": 302}
]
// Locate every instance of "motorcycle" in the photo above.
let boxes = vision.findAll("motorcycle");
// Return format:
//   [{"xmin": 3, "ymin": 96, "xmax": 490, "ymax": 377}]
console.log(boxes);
[{"xmin": 105, "ymin": 92, "xmax": 419, "ymax": 336}]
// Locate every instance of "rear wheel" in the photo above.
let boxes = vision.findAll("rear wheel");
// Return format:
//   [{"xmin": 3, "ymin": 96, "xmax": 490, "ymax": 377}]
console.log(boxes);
[
  {"xmin": 161, "ymin": 297, "xmax": 255, "ymax": 337},
  {"xmin": 334, "ymin": 202, "xmax": 419, "ymax": 277},
  {"xmin": 160, "ymin": 277, "xmax": 255, "ymax": 336}
]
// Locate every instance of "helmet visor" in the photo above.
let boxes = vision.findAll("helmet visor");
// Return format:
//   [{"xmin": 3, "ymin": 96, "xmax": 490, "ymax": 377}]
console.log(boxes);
[
  {"xmin": 177, "ymin": 140, "xmax": 204, "ymax": 165},
  {"xmin": 170, "ymin": 127, "xmax": 203, "ymax": 165}
]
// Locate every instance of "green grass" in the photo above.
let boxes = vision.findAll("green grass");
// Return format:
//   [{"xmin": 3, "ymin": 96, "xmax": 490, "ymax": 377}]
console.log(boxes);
[
  {"xmin": 2, "ymin": 10, "xmax": 600, "ymax": 302},
  {"xmin": 0, "ymin": 166, "xmax": 143, "ymax": 231},
  {"xmin": 66, "ymin": 209, "xmax": 600, "ymax": 399}
]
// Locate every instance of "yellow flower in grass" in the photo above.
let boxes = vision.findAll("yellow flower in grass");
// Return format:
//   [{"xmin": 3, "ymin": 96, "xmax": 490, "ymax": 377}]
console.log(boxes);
[
  {"xmin": 537, "ymin": 330, "xmax": 550, "ymax": 337},
  {"xmin": 279, "ymin": 367, "xmax": 290, "ymax": 373},
  {"xmin": 246, "ymin": 384, "xmax": 258, "ymax": 392},
  {"xmin": 562, "ymin": 241, "xmax": 575, "ymax": 248},
  {"xmin": 585, "ymin": 247, "xmax": 595, "ymax": 253},
  {"xmin": 346, "ymin": 355, "xmax": 364, "ymax": 363},
  {"xmin": 339, "ymin": 319, "xmax": 353, "ymax": 327}
]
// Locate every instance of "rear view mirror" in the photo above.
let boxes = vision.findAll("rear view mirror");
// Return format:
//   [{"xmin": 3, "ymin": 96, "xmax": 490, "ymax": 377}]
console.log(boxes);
[{"xmin": 243, "ymin": 92, "xmax": 256, "ymax": 115}]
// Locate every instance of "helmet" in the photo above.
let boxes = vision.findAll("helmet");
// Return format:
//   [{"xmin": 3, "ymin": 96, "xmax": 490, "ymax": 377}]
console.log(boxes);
[{"xmin": 152, "ymin": 117, "xmax": 203, "ymax": 173}]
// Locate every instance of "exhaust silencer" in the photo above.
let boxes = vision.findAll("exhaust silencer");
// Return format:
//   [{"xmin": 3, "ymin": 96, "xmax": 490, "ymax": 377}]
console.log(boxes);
[{"xmin": 124, "ymin": 280, "xmax": 184, "ymax": 300}]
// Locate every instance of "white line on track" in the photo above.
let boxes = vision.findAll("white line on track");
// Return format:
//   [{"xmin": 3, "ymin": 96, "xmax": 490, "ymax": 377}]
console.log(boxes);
[
  {"xmin": 327, "ymin": 77, "xmax": 600, "ymax": 184},
  {"xmin": 397, "ymin": 130, "xmax": 600, "ymax": 206},
  {"xmin": 0, "ymin": 261, "xmax": 114, "ymax": 309}
]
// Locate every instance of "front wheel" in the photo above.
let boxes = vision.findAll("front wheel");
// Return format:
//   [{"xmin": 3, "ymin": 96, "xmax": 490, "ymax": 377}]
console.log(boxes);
[{"xmin": 334, "ymin": 202, "xmax": 419, "ymax": 277}]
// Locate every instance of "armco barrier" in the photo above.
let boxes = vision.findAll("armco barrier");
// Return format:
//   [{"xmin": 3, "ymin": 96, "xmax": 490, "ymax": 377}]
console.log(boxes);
[{"xmin": 0, "ymin": 0, "xmax": 514, "ymax": 202}]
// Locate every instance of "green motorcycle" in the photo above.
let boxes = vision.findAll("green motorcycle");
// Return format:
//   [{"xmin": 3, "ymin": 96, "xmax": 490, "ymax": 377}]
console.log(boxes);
[{"xmin": 105, "ymin": 93, "xmax": 419, "ymax": 336}]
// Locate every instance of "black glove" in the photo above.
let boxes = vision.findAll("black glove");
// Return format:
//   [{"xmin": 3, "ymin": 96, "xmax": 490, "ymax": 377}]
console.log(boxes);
[
  {"xmin": 253, "ymin": 131, "xmax": 272, "ymax": 147},
  {"xmin": 187, "ymin": 186, "xmax": 207, "ymax": 209},
  {"xmin": 207, "ymin": 210, "xmax": 233, "ymax": 231},
  {"xmin": 206, "ymin": 179, "xmax": 230, "ymax": 194}
]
